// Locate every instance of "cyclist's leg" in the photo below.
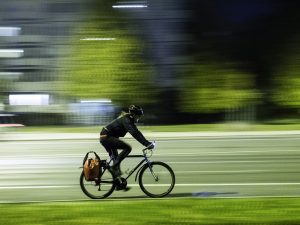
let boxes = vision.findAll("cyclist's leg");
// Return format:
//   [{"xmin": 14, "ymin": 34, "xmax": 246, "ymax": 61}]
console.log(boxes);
[
  {"xmin": 100, "ymin": 138, "xmax": 118, "ymax": 173},
  {"xmin": 113, "ymin": 139, "xmax": 132, "ymax": 167},
  {"xmin": 111, "ymin": 139, "xmax": 132, "ymax": 191},
  {"xmin": 100, "ymin": 138, "xmax": 118, "ymax": 159},
  {"xmin": 104, "ymin": 149, "xmax": 121, "ymax": 176},
  {"xmin": 109, "ymin": 149, "xmax": 118, "ymax": 162},
  {"xmin": 100, "ymin": 137, "xmax": 131, "ymax": 176}
]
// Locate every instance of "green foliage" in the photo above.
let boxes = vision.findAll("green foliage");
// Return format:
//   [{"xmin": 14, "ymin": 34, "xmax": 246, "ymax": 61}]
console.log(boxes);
[
  {"xmin": 180, "ymin": 63, "xmax": 260, "ymax": 113},
  {"xmin": 60, "ymin": 5, "xmax": 155, "ymax": 106},
  {"xmin": 0, "ymin": 79, "xmax": 10, "ymax": 102},
  {"xmin": 272, "ymin": 35, "xmax": 300, "ymax": 109}
]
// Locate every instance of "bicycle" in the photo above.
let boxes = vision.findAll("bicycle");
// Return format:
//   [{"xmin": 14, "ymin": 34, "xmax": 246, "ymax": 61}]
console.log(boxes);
[{"xmin": 80, "ymin": 143, "xmax": 175, "ymax": 199}]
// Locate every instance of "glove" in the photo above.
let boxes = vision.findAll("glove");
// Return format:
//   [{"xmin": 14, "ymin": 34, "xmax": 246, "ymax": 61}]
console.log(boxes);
[{"xmin": 147, "ymin": 141, "xmax": 155, "ymax": 149}]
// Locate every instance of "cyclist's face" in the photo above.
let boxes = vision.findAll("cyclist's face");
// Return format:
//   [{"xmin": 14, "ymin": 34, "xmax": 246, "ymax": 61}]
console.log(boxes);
[{"xmin": 133, "ymin": 114, "xmax": 142, "ymax": 123}]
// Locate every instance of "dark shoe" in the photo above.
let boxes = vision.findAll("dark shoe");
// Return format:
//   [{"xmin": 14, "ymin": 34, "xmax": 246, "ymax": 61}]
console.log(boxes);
[
  {"xmin": 115, "ymin": 177, "xmax": 127, "ymax": 191},
  {"xmin": 116, "ymin": 185, "xmax": 131, "ymax": 191},
  {"xmin": 115, "ymin": 185, "xmax": 123, "ymax": 191}
]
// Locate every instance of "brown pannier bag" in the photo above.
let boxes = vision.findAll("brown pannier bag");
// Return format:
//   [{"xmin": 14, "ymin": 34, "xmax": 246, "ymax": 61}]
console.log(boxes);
[{"xmin": 83, "ymin": 151, "xmax": 101, "ymax": 181}]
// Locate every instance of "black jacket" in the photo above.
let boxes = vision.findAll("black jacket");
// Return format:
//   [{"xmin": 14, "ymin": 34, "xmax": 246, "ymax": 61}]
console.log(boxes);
[{"xmin": 102, "ymin": 113, "xmax": 151, "ymax": 146}]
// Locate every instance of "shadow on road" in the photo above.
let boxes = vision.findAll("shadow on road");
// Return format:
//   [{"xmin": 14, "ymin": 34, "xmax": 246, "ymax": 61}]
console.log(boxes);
[{"xmin": 108, "ymin": 191, "xmax": 239, "ymax": 200}]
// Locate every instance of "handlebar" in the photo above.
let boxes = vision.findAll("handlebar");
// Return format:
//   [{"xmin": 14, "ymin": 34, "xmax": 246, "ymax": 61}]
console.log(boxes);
[
  {"xmin": 142, "ymin": 141, "xmax": 156, "ymax": 156},
  {"xmin": 143, "ymin": 141, "xmax": 156, "ymax": 151}
]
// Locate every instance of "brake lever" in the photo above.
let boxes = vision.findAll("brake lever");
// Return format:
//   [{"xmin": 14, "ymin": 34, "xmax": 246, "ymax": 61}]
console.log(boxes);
[{"xmin": 142, "ymin": 141, "xmax": 156, "ymax": 154}]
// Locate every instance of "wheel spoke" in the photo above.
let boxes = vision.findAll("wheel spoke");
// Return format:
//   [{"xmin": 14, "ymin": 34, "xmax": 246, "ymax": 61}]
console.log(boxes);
[
  {"xmin": 139, "ymin": 162, "xmax": 175, "ymax": 198},
  {"xmin": 80, "ymin": 168, "xmax": 115, "ymax": 199}
]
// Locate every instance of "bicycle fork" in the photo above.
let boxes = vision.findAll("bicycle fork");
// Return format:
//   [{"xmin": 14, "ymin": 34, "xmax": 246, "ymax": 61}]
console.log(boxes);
[{"xmin": 145, "ymin": 158, "xmax": 159, "ymax": 182}]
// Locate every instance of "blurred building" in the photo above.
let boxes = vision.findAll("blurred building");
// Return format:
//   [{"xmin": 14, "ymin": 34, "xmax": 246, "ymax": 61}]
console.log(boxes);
[
  {"xmin": 0, "ymin": 0, "xmax": 189, "ymax": 125},
  {"xmin": 0, "ymin": 0, "xmax": 85, "ymax": 124}
]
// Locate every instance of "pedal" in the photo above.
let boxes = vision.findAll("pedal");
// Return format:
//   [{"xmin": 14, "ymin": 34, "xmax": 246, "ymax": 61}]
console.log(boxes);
[
  {"xmin": 115, "ymin": 185, "xmax": 123, "ymax": 191},
  {"xmin": 115, "ymin": 177, "xmax": 127, "ymax": 191}
]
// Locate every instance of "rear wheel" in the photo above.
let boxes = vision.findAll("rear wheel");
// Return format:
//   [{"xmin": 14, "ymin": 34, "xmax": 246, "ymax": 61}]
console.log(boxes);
[
  {"xmin": 139, "ymin": 161, "xmax": 175, "ymax": 198},
  {"xmin": 80, "ymin": 168, "xmax": 115, "ymax": 199}
]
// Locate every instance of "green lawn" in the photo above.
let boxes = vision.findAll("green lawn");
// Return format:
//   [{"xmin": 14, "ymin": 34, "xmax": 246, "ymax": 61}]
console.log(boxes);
[{"xmin": 1, "ymin": 198, "xmax": 300, "ymax": 225}]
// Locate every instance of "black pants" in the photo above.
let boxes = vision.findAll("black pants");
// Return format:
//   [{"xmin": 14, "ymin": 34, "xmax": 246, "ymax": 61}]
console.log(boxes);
[{"xmin": 100, "ymin": 136, "xmax": 132, "ymax": 167}]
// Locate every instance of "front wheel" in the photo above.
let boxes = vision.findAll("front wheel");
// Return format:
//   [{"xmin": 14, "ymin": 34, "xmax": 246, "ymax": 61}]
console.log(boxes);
[
  {"xmin": 80, "ymin": 167, "xmax": 115, "ymax": 199},
  {"xmin": 139, "ymin": 161, "xmax": 175, "ymax": 198}
]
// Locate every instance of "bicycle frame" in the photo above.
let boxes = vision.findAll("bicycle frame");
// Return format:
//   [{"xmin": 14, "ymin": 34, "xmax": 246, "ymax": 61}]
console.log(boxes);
[
  {"xmin": 102, "ymin": 148, "xmax": 153, "ymax": 183},
  {"xmin": 80, "ymin": 143, "xmax": 176, "ymax": 199},
  {"xmin": 125, "ymin": 154, "xmax": 150, "ymax": 181}
]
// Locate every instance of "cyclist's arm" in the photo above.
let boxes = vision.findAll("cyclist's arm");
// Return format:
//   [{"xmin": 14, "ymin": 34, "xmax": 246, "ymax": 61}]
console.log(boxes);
[{"xmin": 123, "ymin": 118, "xmax": 151, "ymax": 146}]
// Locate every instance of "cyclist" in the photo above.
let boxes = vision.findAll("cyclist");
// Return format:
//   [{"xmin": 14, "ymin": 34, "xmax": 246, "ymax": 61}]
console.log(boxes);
[{"xmin": 100, "ymin": 105, "xmax": 154, "ymax": 179}]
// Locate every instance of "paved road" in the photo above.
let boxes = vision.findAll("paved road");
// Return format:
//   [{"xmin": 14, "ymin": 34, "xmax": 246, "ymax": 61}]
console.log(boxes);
[{"xmin": 0, "ymin": 134, "xmax": 300, "ymax": 202}]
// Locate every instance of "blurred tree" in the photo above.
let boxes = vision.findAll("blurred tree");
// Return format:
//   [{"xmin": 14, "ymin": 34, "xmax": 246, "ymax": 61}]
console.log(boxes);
[
  {"xmin": 179, "ymin": 62, "xmax": 260, "ymax": 113},
  {"xmin": 272, "ymin": 35, "xmax": 300, "ymax": 110},
  {"xmin": 0, "ymin": 79, "xmax": 9, "ymax": 103},
  {"xmin": 60, "ymin": 1, "xmax": 156, "ymax": 107}
]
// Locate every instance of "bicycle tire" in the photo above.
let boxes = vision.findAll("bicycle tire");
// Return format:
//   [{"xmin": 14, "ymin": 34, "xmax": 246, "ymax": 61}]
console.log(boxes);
[
  {"xmin": 138, "ymin": 161, "xmax": 175, "ymax": 198},
  {"xmin": 80, "ymin": 168, "xmax": 115, "ymax": 199}
]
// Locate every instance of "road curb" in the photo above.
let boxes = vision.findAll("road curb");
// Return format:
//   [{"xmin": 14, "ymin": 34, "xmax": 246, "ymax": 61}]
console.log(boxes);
[{"xmin": 1, "ymin": 131, "xmax": 300, "ymax": 141}]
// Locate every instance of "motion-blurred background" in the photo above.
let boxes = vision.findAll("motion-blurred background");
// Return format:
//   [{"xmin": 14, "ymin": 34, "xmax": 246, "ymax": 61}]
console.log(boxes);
[{"xmin": 0, "ymin": 0, "xmax": 299, "ymax": 127}]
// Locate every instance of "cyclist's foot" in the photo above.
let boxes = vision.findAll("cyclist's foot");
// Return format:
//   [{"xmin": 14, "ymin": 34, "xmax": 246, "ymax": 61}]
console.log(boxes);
[
  {"xmin": 115, "ymin": 185, "xmax": 131, "ymax": 191},
  {"xmin": 115, "ymin": 177, "xmax": 128, "ymax": 191},
  {"xmin": 115, "ymin": 185, "xmax": 123, "ymax": 191}
]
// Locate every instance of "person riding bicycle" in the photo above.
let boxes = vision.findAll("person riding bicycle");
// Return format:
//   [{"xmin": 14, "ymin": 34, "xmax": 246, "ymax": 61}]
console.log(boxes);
[{"xmin": 100, "ymin": 105, "xmax": 154, "ymax": 178}]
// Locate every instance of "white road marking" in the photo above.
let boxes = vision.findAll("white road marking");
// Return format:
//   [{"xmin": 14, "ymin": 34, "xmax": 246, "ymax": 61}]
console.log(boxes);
[
  {"xmin": 0, "ymin": 169, "xmax": 275, "ymax": 175},
  {"xmin": 167, "ymin": 161, "xmax": 271, "ymax": 164},
  {"xmin": 175, "ymin": 183, "xmax": 300, "ymax": 186},
  {"xmin": 134, "ymin": 183, "xmax": 300, "ymax": 187},
  {"xmin": 156, "ymin": 150, "xmax": 300, "ymax": 155},
  {"xmin": 0, "ymin": 185, "xmax": 73, "ymax": 190},
  {"xmin": 1, "ymin": 136, "xmax": 299, "ymax": 146},
  {"xmin": 1, "ymin": 148, "xmax": 300, "ymax": 159},
  {"xmin": 173, "ymin": 170, "xmax": 272, "ymax": 174},
  {"xmin": 1, "ymin": 182, "xmax": 300, "ymax": 190}
]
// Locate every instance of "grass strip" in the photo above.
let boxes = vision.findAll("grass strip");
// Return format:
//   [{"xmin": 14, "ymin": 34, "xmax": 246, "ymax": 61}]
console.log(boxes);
[{"xmin": 0, "ymin": 198, "xmax": 300, "ymax": 225}]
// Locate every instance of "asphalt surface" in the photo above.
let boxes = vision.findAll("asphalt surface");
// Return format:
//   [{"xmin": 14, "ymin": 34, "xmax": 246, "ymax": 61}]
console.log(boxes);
[{"xmin": 0, "ymin": 133, "xmax": 300, "ymax": 202}]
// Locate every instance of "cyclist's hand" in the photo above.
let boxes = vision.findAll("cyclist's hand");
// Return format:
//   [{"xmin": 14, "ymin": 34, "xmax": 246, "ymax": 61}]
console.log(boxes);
[{"xmin": 147, "ymin": 141, "xmax": 155, "ymax": 149}]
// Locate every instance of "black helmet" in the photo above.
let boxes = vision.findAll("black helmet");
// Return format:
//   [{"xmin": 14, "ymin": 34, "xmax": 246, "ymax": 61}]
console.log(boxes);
[{"xmin": 129, "ymin": 105, "xmax": 144, "ymax": 116}]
